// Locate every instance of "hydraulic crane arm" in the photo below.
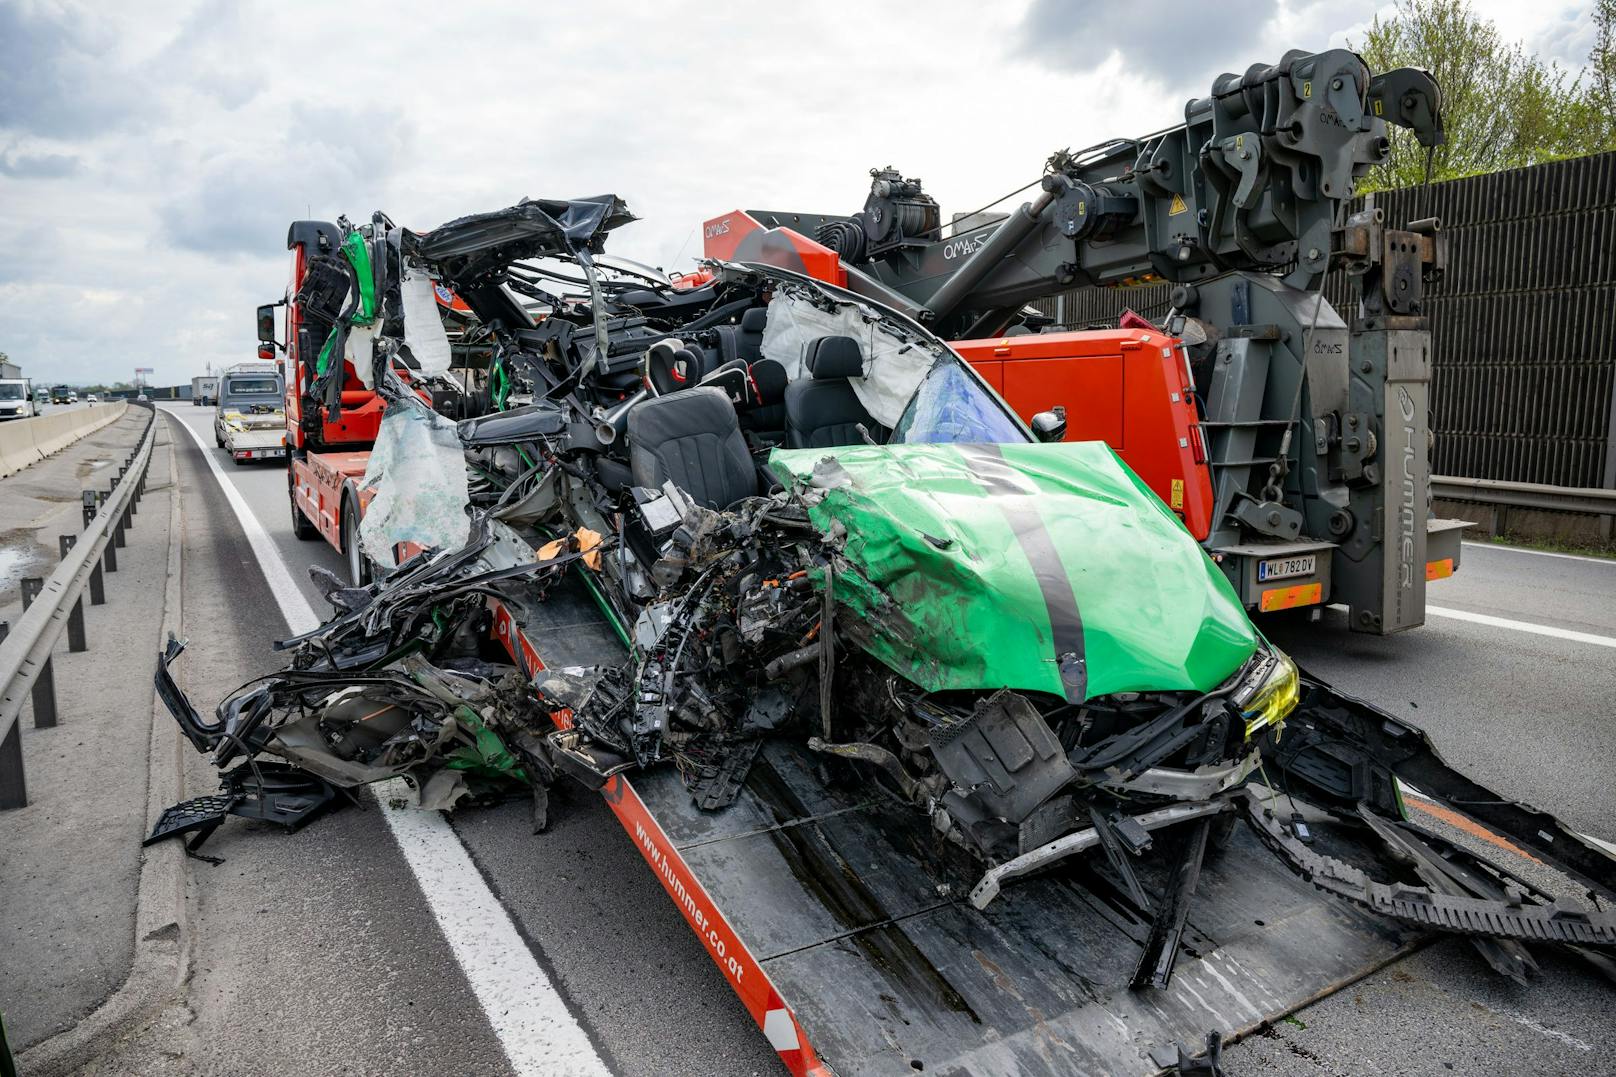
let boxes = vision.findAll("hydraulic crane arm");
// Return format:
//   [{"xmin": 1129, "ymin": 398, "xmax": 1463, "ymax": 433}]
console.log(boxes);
[
  {"xmin": 706, "ymin": 48, "xmax": 1463, "ymax": 635},
  {"xmin": 733, "ymin": 49, "xmax": 1442, "ymax": 340}
]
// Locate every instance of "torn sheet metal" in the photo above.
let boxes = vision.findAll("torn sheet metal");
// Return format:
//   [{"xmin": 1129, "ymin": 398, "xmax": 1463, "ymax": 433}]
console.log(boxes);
[{"xmin": 769, "ymin": 440, "xmax": 1257, "ymax": 700}]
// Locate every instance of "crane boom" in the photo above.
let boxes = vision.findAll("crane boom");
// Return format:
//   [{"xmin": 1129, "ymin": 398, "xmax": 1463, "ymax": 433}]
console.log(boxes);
[{"xmin": 703, "ymin": 48, "xmax": 1468, "ymax": 635}]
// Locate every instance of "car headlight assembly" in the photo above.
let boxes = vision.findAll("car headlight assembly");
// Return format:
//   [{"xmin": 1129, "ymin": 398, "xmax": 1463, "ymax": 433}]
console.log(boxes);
[{"xmin": 1232, "ymin": 646, "xmax": 1300, "ymax": 737}]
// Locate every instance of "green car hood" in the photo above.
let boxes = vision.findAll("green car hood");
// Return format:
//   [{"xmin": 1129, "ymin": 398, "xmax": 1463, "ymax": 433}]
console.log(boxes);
[{"xmin": 769, "ymin": 442, "xmax": 1257, "ymax": 702}]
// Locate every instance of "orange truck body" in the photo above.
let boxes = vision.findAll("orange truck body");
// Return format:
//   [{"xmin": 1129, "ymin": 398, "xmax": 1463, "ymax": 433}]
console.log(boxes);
[{"xmin": 704, "ymin": 209, "xmax": 1216, "ymax": 540}]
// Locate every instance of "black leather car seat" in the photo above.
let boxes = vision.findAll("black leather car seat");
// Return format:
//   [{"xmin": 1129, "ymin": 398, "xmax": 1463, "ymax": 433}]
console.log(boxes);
[
  {"xmin": 783, "ymin": 336, "xmax": 888, "ymax": 449},
  {"xmin": 627, "ymin": 386, "xmax": 757, "ymax": 509},
  {"xmin": 735, "ymin": 306, "xmax": 766, "ymax": 362},
  {"xmin": 741, "ymin": 357, "xmax": 789, "ymax": 442},
  {"xmin": 712, "ymin": 306, "xmax": 768, "ymax": 367}
]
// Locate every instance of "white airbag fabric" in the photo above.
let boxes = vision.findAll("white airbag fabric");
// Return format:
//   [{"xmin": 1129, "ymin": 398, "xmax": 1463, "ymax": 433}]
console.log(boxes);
[
  {"xmin": 401, "ymin": 267, "xmax": 453, "ymax": 377},
  {"xmin": 360, "ymin": 404, "xmax": 470, "ymax": 568},
  {"xmin": 758, "ymin": 294, "xmax": 931, "ymax": 428},
  {"xmin": 344, "ymin": 323, "xmax": 378, "ymax": 388}
]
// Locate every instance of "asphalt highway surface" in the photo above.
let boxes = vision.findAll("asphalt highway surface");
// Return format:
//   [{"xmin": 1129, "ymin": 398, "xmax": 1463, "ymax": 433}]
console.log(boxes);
[{"xmin": 48, "ymin": 404, "xmax": 1616, "ymax": 1075}]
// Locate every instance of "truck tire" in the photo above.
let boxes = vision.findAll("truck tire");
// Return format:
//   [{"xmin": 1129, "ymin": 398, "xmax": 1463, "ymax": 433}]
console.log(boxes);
[
  {"xmin": 342, "ymin": 490, "xmax": 372, "ymax": 588},
  {"xmin": 289, "ymin": 462, "xmax": 318, "ymax": 541}
]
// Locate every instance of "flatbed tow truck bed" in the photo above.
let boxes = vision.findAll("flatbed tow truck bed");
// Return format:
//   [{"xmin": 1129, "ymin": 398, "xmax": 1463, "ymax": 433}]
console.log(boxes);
[
  {"xmin": 495, "ymin": 578, "xmax": 1425, "ymax": 1077},
  {"xmin": 291, "ymin": 449, "xmax": 372, "ymax": 549}
]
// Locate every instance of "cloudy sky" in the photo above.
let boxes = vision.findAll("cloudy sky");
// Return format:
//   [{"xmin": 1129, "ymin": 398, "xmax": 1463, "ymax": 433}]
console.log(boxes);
[{"xmin": 0, "ymin": 0, "xmax": 1596, "ymax": 387}]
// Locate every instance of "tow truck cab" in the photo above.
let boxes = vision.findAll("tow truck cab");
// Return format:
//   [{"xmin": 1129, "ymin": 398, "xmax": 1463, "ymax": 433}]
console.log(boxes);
[{"xmin": 270, "ymin": 221, "xmax": 393, "ymax": 582}]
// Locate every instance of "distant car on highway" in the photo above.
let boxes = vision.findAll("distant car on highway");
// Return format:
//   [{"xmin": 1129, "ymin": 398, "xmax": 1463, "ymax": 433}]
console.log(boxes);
[
  {"xmin": 135, "ymin": 392, "xmax": 148, "ymax": 402},
  {"xmin": 86, "ymin": 393, "xmax": 99, "ymax": 403}
]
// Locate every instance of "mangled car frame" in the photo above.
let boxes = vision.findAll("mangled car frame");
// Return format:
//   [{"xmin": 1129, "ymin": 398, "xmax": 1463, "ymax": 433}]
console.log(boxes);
[{"xmin": 151, "ymin": 196, "xmax": 1616, "ymax": 1076}]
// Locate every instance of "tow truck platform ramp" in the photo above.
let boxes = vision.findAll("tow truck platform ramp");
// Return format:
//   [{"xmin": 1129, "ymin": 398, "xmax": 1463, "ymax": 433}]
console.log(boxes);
[{"xmin": 498, "ymin": 586, "xmax": 1420, "ymax": 1077}]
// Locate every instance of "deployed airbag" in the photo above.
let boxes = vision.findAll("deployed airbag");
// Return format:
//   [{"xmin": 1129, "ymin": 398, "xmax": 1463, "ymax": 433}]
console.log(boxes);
[
  {"xmin": 760, "ymin": 293, "xmax": 930, "ymax": 427},
  {"xmin": 360, "ymin": 404, "xmax": 471, "ymax": 566}
]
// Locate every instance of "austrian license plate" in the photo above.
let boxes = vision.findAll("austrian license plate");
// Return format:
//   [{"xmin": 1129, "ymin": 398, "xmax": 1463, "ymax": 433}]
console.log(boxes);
[{"xmin": 1258, "ymin": 554, "xmax": 1316, "ymax": 582}]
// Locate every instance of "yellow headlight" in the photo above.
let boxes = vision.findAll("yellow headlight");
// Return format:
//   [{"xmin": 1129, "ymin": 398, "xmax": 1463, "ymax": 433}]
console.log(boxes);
[{"xmin": 1235, "ymin": 648, "xmax": 1300, "ymax": 737}]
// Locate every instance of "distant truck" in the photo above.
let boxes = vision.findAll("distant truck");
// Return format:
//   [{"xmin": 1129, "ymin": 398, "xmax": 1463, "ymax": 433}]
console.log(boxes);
[
  {"xmin": 192, "ymin": 375, "xmax": 220, "ymax": 406},
  {"xmin": 50, "ymin": 385, "xmax": 72, "ymax": 404},
  {"xmin": 0, "ymin": 378, "xmax": 35, "ymax": 420},
  {"xmin": 213, "ymin": 366, "xmax": 287, "ymax": 465}
]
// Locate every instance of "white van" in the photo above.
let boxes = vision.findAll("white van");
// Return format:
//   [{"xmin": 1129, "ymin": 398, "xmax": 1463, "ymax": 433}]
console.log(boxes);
[{"xmin": 0, "ymin": 379, "xmax": 35, "ymax": 420}]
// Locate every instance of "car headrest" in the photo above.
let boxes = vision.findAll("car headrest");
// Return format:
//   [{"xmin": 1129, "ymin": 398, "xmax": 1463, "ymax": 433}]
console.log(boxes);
[
  {"xmin": 670, "ymin": 347, "xmax": 704, "ymax": 384},
  {"xmin": 740, "ymin": 307, "xmax": 768, "ymax": 333},
  {"xmin": 752, "ymin": 359, "xmax": 788, "ymax": 405},
  {"xmin": 806, "ymin": 336, "xmax": 864, "ymax": 380}
]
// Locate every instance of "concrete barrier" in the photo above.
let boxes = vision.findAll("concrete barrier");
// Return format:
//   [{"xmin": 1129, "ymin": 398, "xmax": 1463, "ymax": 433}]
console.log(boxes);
[{"xmin": 0, "ymin": 403, "xmax": 129, "ymax": 479}]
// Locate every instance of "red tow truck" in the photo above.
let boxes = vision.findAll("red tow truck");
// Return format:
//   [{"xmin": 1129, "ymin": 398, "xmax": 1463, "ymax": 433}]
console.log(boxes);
[{"xmin": 258, "ymin": 221, "xmax": 473, "ymax": 586}]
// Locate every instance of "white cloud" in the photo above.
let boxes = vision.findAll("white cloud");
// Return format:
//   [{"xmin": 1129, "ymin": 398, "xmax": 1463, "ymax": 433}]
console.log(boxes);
[{"xmin": 0, "ymin": 0, "xmax": 1593, "ymax": 387}]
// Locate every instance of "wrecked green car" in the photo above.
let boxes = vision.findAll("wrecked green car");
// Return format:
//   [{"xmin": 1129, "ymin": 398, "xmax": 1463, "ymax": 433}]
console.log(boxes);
[{"xmin": 151, "ymin": 200, "xmax": 1616, "ymax": 1012}]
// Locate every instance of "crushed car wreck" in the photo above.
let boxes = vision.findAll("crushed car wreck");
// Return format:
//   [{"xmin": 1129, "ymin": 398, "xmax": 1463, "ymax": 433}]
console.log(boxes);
[{"xmin": 150, "ymin": 193, "xmax": 1616, "ymax": 1075}]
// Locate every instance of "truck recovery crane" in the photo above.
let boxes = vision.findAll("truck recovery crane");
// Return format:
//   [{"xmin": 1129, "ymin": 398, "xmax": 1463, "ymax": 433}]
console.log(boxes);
[{"xmin": 703, "ymin": 48, "xmax": 1469, "ymax": 633}]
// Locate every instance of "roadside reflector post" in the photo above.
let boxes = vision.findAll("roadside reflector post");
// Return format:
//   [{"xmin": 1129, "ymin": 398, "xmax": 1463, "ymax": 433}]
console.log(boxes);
[
  {"xmin": 19, "ymin": 579, "xmax": 58, "ymax": 729},
  {"xmin": 59, "ymin": 536, "xmax": 87, "ymax": 653},
  {"xmin": 104, "ymin": 507, "xmax": 119, "ymax": 570},
  {"xmin": 0, "ymin": 622, "xmax": 24, "ymax": 810}
]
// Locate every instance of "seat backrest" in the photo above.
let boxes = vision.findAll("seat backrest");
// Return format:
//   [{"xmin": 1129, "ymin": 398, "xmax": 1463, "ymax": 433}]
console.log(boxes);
[
  {"xmin": 628, "ymin": 386, "xmax": 757, "ymax": 509},
  {"xmin": 698, "ymin": 357, "xmax": 757, "ymax": 409},
  {"xmin": 736, "ymin": 306, "xmax": 767, "ymax": 362},
  {"xmin": 711, "ymin": 306, "xmax": 766, "ymax": 368},
  {"xmin": 783, "ymin": 336, "xmax": 887, "ymax": 449}
]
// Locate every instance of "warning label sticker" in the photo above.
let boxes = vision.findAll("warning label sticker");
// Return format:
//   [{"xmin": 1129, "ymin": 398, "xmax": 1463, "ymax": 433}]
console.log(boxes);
[{"xmin": 1168, "ymin": 194, "xmax": 1189, "ymax": 216}]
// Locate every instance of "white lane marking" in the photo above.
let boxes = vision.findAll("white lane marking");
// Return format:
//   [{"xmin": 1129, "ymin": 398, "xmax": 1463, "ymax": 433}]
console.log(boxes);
[
  {"xmin": 167, "ymin": 410, "xmax": 321, "ymax": 625},
  {"xmin": 1462, "ymin": 540, "xmax": 1615, "ymax": 566},
  {"xmin": 1426, "ymin": 605, "xmax": 1616, "ymax": 649},
  {"xmin": 1473, "ymin": 1002, "xmax": 1594, "ymax": 1052},
  {"xmin": 166, "ymin": 413, "xmax": 611, "ymax": 1076},
  {"xmin": 377, "ymin": 779, "xmax": 613, "ymax": 1075}
]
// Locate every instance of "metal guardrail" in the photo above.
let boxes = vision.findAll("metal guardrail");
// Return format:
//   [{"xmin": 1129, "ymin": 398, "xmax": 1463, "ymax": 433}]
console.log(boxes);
[
  {"xmin": 1431, "ymin": 473, "xmax": 1616, "ymax": 543},
  {"xmin": 0, "ymin": 403, "xmax": 156, "ymax": 809},
  {"xmin": 1431, "ymin": 475, "xmax": 1616, "ymax": 516}
]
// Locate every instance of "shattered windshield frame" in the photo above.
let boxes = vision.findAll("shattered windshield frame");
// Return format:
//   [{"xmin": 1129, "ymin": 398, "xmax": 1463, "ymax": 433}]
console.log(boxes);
[{"xmin": 716, "ymin": 260, "xmax": 1034, "ymax": 446}]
